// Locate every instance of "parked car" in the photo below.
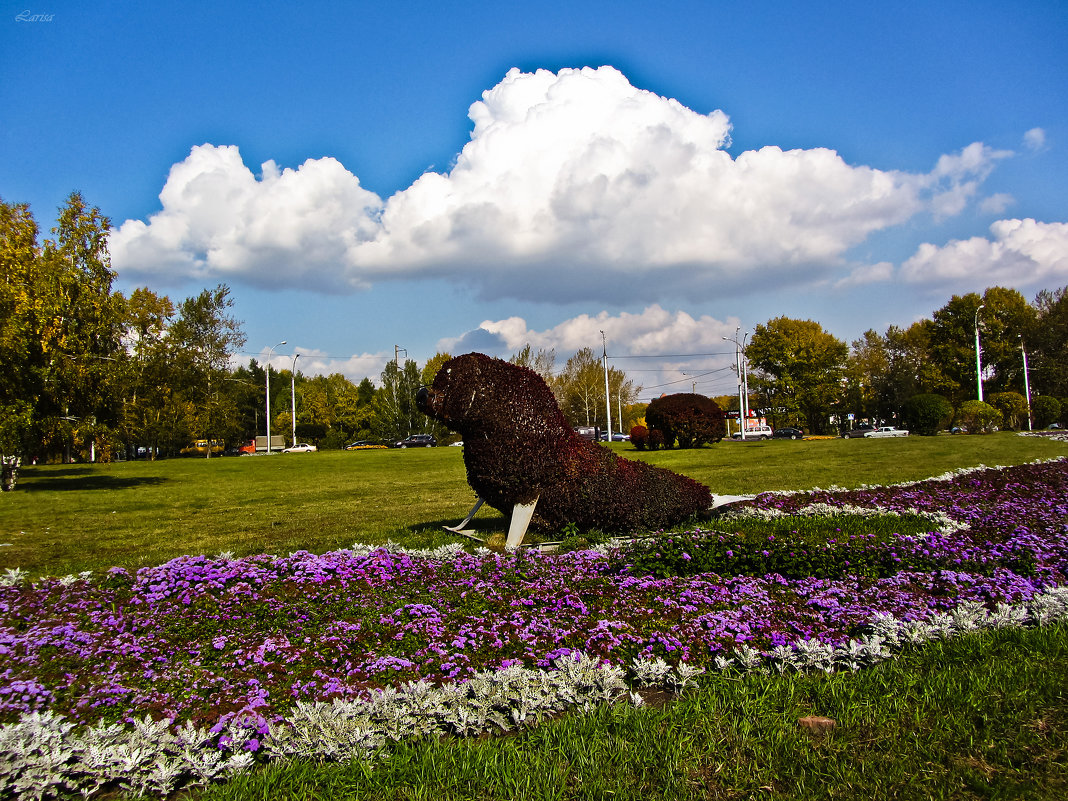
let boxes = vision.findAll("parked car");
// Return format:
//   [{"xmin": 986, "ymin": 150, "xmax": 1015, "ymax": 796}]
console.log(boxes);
[
  {"xmin": 843, "ymin": 423, "xmax": 875, "ymax": 438},
  {"xmin": 180, "ymin": 439, "xmax": 224, "ymax": 456},
  {"xmin": 345, "ymin": 440, "xmax": 386, "ymax": 450},
  {"xmin": 731, "ymin": 424, "xmax": 773, "ymax": 441},
  {"xmin": 394, "ymin": 434, "xmax": 437, "ymax": 448},
  {"xmin": 772, "ymin": 427, "xmax": 805, "ymax": 440},
  {"xmin": 282, "ymin": 443, "xmax": 318, "ymax": 453},
  {"xmin": 864, "ymin": 426, "xmax": 909, "ymax": 438},
  {"xmin": 599, "ymin": 432, "xmax": 631, "ymax": 442}
]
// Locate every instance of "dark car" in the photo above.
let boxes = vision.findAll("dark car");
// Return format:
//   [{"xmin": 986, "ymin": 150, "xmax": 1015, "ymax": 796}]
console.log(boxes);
[
  {"xmin": 843, "ymin": 423, "xmax": 875, "ymax": 438},
  {"xmin": 773, "ymin": 427, "xmax": 804, "ymax": 440},
  {"xmin": 394, "ymin": 434, "xmax": 437, "ymax": 448}
]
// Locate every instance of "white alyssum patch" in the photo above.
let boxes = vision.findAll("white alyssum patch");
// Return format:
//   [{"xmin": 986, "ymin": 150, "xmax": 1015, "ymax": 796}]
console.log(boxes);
[
  {"xmin": 0, "ymin": 568, "xmax": 29, "ymax": 587},
  {"xmin": 347, "ymin": 540, "xmax": 493, "ymax": 561},
  {"xmin": 717, "ymin": 502, "xmax": 968, "ymax": 537},
  {"xmin": 0, "ymin": 653, "xmax": 689, "ymax": 799},
  {"xmin": 761, "ymin": 457, "xmax": 1065, "ymax": 499},
  {"xmin": 1018, "ymin": 430, "xmax": 1068, "ymax": 443}
]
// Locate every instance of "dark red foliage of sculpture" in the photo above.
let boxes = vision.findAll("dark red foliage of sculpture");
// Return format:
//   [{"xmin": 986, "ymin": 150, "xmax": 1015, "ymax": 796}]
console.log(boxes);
[
  {"xmin": 645, "ymin": 393, "xmax": 726, "ymax": 448},
  {"xmin": 417, "ymin": 353, "xmax": 712, "ymax": 532}
]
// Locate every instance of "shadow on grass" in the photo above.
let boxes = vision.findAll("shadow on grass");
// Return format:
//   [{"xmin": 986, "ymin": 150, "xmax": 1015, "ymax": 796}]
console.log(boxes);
[
  {"xmin": 409, "ymin": 517, "xmax": 509, "ymax": 540},
  {"xmin": 18, "ymin": 474, "xmax": 168, "ymax": 492}
]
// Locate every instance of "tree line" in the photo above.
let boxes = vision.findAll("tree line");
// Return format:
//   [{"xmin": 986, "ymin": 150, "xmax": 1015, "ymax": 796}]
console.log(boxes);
[
  {"xmin": 736, "ymin": 286, "xmax": 1068, "ymax": 435},
  {"xmin": 4, "ymin": 193, "xmax": 1066, "ymax": 488}
]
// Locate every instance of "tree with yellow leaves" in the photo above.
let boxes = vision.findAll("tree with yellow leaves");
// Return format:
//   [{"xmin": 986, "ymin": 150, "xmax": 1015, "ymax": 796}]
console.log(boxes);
[{"xmin": 0, "ymin": 193, "xmax": 124, "ymax": 488}]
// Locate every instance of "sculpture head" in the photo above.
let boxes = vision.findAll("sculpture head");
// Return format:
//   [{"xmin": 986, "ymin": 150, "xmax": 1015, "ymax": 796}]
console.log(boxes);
[{"xmin": 417, "ymin": 352, "xmax": 569, "ymax": 441}]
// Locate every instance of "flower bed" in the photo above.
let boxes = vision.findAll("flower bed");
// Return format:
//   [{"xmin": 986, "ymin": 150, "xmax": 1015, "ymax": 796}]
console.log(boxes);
[{"xmin": 2, "ymin": 459, "xmax": 1067, "ymax": 797}]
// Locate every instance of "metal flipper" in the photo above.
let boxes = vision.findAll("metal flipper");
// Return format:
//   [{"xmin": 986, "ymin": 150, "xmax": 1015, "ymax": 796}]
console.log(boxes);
[
  {"xmin": 443, "ymin": 497, "xmax": 485, "ymax": 533},
  {"xmin": 505, "ymin": 498, "xmax": 539, "ymax": 550}
]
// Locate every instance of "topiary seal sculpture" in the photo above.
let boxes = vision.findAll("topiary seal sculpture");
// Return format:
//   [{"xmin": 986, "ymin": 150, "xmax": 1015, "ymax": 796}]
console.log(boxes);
[{"xmin": 416, "ymin": 353, "xmax": 713, "ymax": 548}]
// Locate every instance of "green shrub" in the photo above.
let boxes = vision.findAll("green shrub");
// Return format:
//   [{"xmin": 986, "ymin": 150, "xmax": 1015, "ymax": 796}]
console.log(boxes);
[
  {"xmin": 645, "ymin": 393, "xmax": 726, "ymax": 448},
  {"xmin": 317, "ymin": 429, "xmax": 349, "ymax": 450},
  {"xmin": 955, "ymin": 400, "xmax": 1003, "ymax": 433},
  {"xmin": 1032, "ymin": 396, "xmax": 1061, "ymax": 429},
  {"xmin": 989, "ymin": 391, "xmax": 1028, "ymax": 431},
  {"xmin": 901, "ymin": 393, "xmax": 953, "ymax": 436}
]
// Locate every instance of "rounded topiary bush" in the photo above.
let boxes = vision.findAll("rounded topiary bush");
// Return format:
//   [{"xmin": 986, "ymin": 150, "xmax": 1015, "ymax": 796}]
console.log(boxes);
[
  {"xmin": 647, "ymin": 429, "xmax": 665, "ymax": 450},
  {"xmin": 629, "ymin": 425, "xmax": 649, "ymax": 450},
  {"xmin": 955, "ymin": 400, "xmax": 1003, "ymax": 433},
  {"xmin": 989, "ymin": 391, "xmax": 1028, "ymax": 431},
  {"xmin": 901, "ymin": 393, "xmax": 953, "ymax": 436},
  {"xmin": 645, "ymin": 393, "xmax": 726, "ymax": 449}
]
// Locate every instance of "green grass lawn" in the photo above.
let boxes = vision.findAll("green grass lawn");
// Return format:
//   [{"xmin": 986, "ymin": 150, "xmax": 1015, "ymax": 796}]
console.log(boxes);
[{"xmin": 2, "ymin": 432, "xmax": 1066, "ymax": 578}]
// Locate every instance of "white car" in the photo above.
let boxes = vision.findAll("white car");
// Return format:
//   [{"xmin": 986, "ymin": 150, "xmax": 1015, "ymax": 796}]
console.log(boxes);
[
  {"xmin": 282, "ymin": 443, "xmax": 318, "ymax": 453},
  {"xmin": 864, "ymin": 426, "xmax": 909, "ymax": 438},
  {"xmin": 731, "ymin": 424, "xmax": 773, "ymax": 441}
]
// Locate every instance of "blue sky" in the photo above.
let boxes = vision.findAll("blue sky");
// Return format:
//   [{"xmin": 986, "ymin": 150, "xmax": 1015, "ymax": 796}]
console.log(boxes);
[{"xmin": 3, "ymin": 0, "xmax": 1067, "ymax": 400}]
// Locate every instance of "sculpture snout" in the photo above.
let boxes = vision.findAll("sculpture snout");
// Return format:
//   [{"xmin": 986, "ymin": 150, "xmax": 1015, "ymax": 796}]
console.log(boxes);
[{"xmin": 416, "ymin": 386, "xmax": 432, "ymax": 415}]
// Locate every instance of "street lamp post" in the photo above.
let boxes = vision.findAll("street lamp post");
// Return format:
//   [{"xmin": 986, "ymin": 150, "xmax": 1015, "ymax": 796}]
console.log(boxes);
[
  {"xmin": 266, "ymin": 340, "xmax": 286, "ymax": 453},
  {"xmin": 742, "ymin": 331, "xmax": 750, "ymax": 426},
  {"xmin": 291, "ymin": 352, "xmax": 300, "ymax": 448},
  {"xmin": 1020, "ymin": 337, "xmax": 1033, "ymax": 431},
  {"xmin": 601, "ymin": 331, "xmax": 612, "ymax": 443},
  {"xmin": 974, "ymin": 305, "xmax": 985, "ymax": 402},
  {"xmin": 723, "ymin": 328, "xmax": 750, "ymax": 439}
]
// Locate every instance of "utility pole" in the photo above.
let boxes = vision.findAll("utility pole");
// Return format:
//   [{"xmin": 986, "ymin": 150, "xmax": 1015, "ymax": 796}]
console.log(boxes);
[
  {"xmin": 395, "ymin": 345, "xmax": 407, "ymax": 367},
  {"xmin": 601, "ymin": 331, "xmax": 612, "ymax": 443},
  {"xmin": 974, "ymin": 304, "xmax": 985, "ymax": 402},
  {"xmin": 723, "ymin": 328, "xmax": 750, "ymax": 439}
]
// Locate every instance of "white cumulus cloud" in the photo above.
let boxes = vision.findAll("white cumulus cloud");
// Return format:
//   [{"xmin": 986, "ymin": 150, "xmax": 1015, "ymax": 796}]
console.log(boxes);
[
  {"xmin": 256, "ymin": 345, "xmax": 390, "ymax": 386},
  {"xmin": 900, "ymin": 218, "xmax": 1068, "ymax": 287},
  {"xmin": 439, "ymin": 305, "xmax": 739, "ymax": 358},
  {"xmin": 437, "ymin": 305, "xmax": 746, "ymax": 396},
  {"xmin": 112, "ymin": 66, "xmax": 1014, "ymax": 303},
  {"xmin": 111, "ymin": 146, "xmax": 384, "ymax": 290},
  {"xmin": 979, "ymin": 193, "xmax": 1015, "ymax": 215},
  {"xmin": 1024, "ymin": 127, "xmax": 1047, "ymax": 152},
  {"xmin": 833, "ymin": 261, "xmax": 895, "ymax": 289}
]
